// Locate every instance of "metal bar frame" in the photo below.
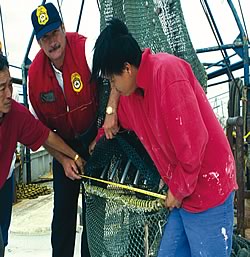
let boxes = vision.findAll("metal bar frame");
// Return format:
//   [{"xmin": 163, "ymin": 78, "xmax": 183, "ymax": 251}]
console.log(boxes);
[{"xmin": 227, "ymin": 117, "xmax": 245, "ymax": 236}]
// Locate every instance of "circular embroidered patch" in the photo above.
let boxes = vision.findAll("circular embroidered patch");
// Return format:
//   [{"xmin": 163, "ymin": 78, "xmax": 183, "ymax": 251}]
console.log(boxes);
[{"xmin": 71, "ymin": 72, "xmax": 83, "ymax": 93}]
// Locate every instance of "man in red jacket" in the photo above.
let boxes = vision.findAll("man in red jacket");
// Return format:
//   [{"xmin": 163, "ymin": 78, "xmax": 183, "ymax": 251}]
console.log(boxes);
[
  {"xmin": 91, "ymin": 18, "xmax": 238, "ymax": 257},
  {"xmin": 0, "ymin": 53, "xmax": 84, "ymax": 257},
  {"xmin": 29, "ymin": 3, "xmax": 119, "ymax": 257}
]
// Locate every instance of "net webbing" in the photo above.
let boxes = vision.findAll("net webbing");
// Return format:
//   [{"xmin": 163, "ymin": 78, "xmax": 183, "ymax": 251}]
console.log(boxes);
[
  {"xmin": 84, "ymin": 131, "xmax": 168, "ymax": 257},
  {"xmin": 85, "ymin": 185, "xmax": 167, "ymax": 257}
]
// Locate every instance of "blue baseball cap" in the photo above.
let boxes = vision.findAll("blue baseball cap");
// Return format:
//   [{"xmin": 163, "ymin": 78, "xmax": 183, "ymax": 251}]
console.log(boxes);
[{"xmin": 31, "ymin": 3, "xmax": 62, "ymax": 41}]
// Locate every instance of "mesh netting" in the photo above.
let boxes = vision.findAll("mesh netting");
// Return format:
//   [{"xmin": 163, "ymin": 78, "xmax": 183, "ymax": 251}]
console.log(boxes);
[
  {"xmin": 85, "ymin": 131, "xmax": 164, "ymax": 192},
  {"xmin": 84, "ymin": 131, "xmax": 168, "ymax": 257},
  {"xmin": 85, "ymin": 186, "xmax": 167, "ymax": 257},
  {"xmin": 231, "ymin": 234, "xmax": 250, "ymax": 257}
]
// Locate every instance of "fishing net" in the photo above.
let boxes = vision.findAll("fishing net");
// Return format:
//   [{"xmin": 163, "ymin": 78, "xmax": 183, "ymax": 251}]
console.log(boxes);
[
  {"xmin": 85, "ymin": 186, "xmax": 167, "ymax": 257},
  {"xmin": 84, "ymin": 131, "xmax": 169, "ymax": 257},
  {"xmin": 231, "ymin": 234, "xmax": 250, "ymax": 257}
]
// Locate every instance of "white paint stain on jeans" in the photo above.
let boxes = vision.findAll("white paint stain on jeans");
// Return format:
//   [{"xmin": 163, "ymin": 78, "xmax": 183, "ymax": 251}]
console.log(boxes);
[{"xmin": 221, "ymin": 227, "xmax": 229, "ymax": 250}]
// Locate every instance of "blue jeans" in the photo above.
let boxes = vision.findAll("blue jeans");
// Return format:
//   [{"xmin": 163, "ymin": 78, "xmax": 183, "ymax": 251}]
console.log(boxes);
[
  {"xmin": 157, "ymin": 192, "xmax": 234, "ymax": 257},
  {"xmin": 0, "ymin": 175, "xmax": 14, "ymax": 247}
]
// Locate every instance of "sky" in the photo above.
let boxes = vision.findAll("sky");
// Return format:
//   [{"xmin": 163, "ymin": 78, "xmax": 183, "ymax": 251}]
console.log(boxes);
[{"xmin": 0, "ymin": 0, "xmax": 249, "ymax": 119}]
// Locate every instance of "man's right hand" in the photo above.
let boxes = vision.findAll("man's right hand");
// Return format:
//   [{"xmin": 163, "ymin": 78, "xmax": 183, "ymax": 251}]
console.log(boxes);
[{"xmin": 61, "ymin": 156, "xmax": 84, "ymax": 180}]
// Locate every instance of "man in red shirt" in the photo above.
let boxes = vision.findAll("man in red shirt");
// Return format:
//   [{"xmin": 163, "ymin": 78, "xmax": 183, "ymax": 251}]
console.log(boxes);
[
  {"xmin": 91, "ymin": 18, "xmax": 238, "ymax": 257},
  {"xmin": 29, "ymin": 3, "xmax": 119, "ymax": 257},
  {"xmin": 0, "ymin": 53, "xmax": 85, "ymax": 257}
]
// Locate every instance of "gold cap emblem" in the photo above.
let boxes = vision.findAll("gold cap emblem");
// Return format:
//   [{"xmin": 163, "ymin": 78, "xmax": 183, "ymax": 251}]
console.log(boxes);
[{"xmin": 36, "ymin": 6, "xmax": 49, "ymax": 25}]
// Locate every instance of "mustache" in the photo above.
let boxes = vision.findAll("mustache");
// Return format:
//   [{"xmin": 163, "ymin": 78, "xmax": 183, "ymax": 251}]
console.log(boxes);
[{"xmin": 49, "ymin": 44, "xmax": 60, "ymax": 53}]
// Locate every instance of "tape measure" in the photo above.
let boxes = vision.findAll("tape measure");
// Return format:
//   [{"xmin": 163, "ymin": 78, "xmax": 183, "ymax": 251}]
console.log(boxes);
[{"xmin": 80, "ymin": 174, "xmax": 166, "ymax": 200}]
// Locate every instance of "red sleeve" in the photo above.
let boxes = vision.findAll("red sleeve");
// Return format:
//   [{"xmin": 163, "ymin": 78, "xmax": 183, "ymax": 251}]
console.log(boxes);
[
  {"xmin": 18, "ymin": 107, "xmax": 50, "ymax": 151},
  {"xmin": 95, "ymin": 127, "xmax": 105, "ymax": 142},
  {"xmin": 161, "ymin": 80, "xmax": 208, "ymax": 202}
]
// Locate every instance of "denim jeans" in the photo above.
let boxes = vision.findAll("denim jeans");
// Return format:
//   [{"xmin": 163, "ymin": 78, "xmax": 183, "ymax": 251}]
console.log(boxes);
[{"xmin": 157, "ymin": 192, "xmax": 235, "ymax": 257}]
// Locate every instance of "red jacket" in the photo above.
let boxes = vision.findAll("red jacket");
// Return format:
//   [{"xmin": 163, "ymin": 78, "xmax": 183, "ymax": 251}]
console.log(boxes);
[
  {"xmin": 28, "ymin": 32, "xmax": 97, "ymax": 140},
  {"xmin": 118, "ymin": 49, "xmax": 238, "ymax": 212}
]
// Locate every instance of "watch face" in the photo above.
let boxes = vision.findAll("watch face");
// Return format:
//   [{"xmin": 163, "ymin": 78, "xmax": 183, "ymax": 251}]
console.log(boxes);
[{"xmin": 106, "ymin": 106, "xmax": 113, "ymax": 114}]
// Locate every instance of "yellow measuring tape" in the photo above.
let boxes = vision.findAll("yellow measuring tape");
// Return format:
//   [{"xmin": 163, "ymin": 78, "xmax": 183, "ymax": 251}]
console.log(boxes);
[{"xmin": 80, "ymin": 175, "xmax": 166, "ymax": 200}]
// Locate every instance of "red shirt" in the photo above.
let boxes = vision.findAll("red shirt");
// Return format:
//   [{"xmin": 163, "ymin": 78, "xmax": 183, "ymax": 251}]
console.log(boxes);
[
  {"xmin": 28, "ymin": 33, "xmax": 97, "ymax": 140},
  {"xmin": 118, "ymin": 49, "xmax": 238, "ymax": 212},
  {"xmin": 0, "ymin": 100, "xmax": 49, "ymax": 189}
]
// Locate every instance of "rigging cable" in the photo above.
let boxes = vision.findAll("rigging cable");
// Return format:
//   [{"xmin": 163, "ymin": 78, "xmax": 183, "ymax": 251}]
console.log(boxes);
[
  {"xmin": 200, "ymin": 0, "xmax": 243, "ymax": 120},
  {"xmin": 76, "ymin": 0, "xmax": 85, "ymax": 32},
  {"xmin": 0, "ymin": 4, "xmax": 8, "ymax": 58},
  {"xmin": 96, "ymin": 0, "xmax": 101, "ymax": 13},
  {"xmin": 56, "ymin": 0, "xmax": 64, "ymax": 25},
  {"xmin": 237, "ymin": 0, "xmax": 249, "ymax": 44},
  {"xmin": 200, "ymin": 0, "xmax": 236, "ymax": 83}
]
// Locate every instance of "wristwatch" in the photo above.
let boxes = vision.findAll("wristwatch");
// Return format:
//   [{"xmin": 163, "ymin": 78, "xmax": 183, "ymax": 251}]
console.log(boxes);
[{"xmin": 106, "ymin": 106, "xmax": 115, "ymax": 115}]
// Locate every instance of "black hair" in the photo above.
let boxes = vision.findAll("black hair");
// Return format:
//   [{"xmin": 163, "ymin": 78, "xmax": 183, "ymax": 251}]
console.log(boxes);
[
  {"xmin": 91, "ymin": 18, "xmax": 142, "ymax": 82},
  {"xmin": 0, "ymin": 54, "xmax": 9, "ymax": 71}
]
